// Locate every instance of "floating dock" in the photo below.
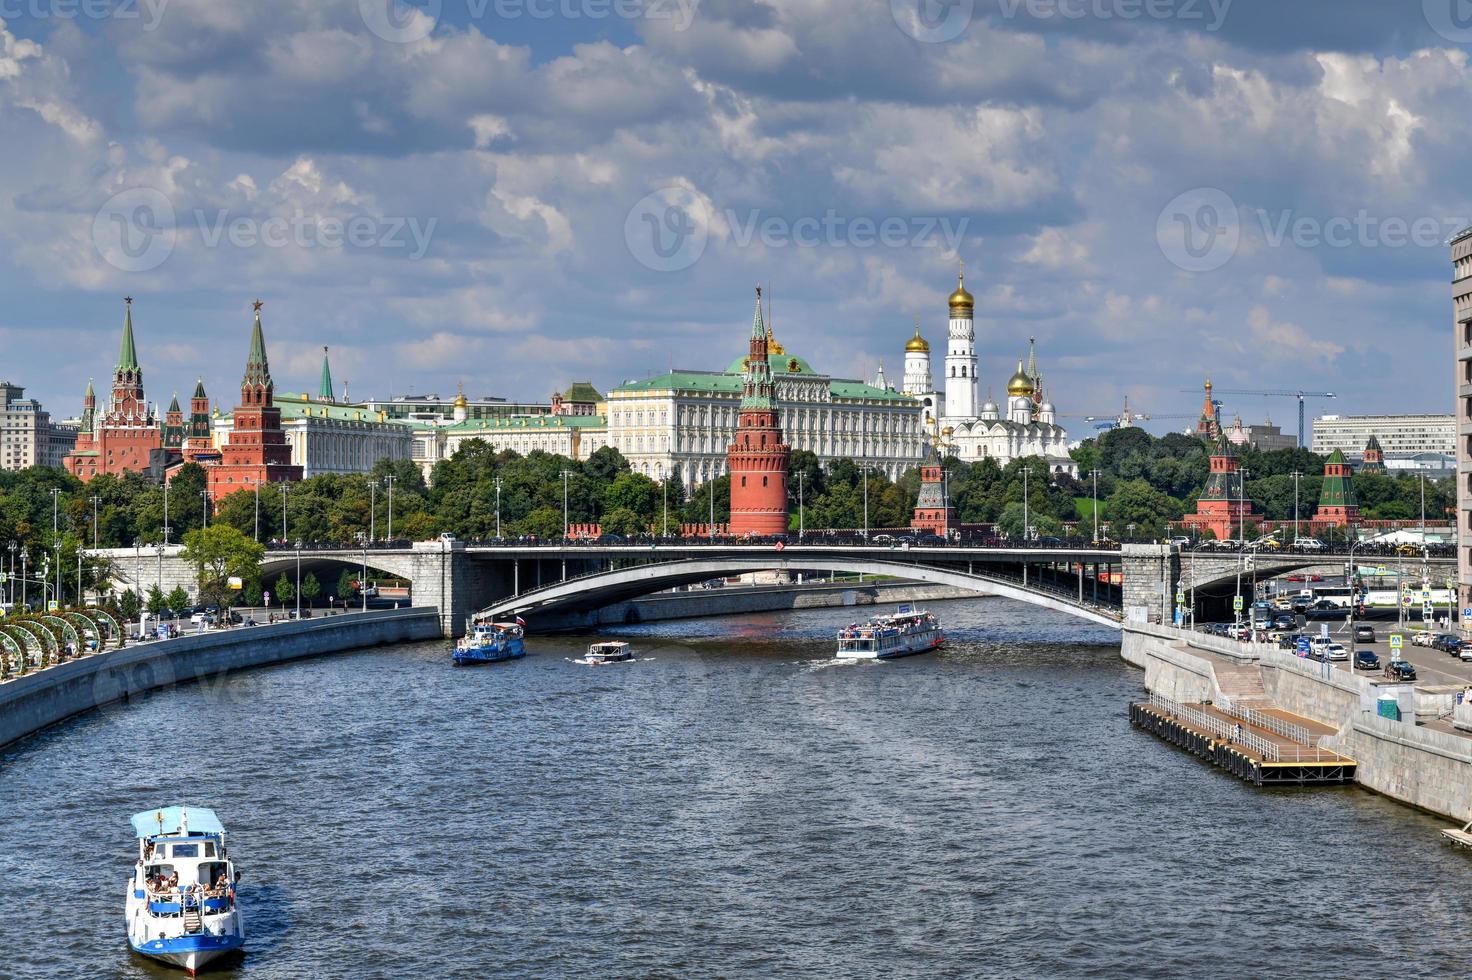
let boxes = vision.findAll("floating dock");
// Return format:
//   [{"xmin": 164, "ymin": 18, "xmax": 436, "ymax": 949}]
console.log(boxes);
[{"xmin": 1130, "ymin": 694, "xmax": 1356, "ymax": 787}]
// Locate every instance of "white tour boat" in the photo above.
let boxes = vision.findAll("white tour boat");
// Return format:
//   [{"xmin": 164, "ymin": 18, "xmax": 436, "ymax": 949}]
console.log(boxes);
[
  {"xmin": 579, "ymin": 640, "xmax": 635, "ymax": 665},
  {"xmin": 835, "ymin": 607, "xmax": 945, "ymax": 660},
  {"xmin": 126, "ymin": 806, "xmax": 245, "ymax": 975}
]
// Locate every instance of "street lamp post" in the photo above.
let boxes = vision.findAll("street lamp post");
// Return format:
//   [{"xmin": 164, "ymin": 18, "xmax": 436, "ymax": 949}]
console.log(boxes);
[
  {"xmin": 50, "ymin": 488, "xmax": 60, "ymax": 610},
  {"xmin": 280, "ymin": 483, "xmax": 289, "ymax": 544},
  {"xmin": 798, "ymin": 472, "xmax": 805, "ymax": 540},
  {"xmin": 295, "ymin": 544, "xmax": 302, "ymax": 619},
  {"xmin": 385, "ymin": 474, "xmax": 395, "ymax": 542},
  {"xmin": 369, "ymin": 480, "xmax": 378, "ymax": 543},
  {"xmin": 7, "ymin": 541, "xmax": 15, "ymax": 607},
  {"xmin": 163, "ymin": 481, "xmax": 170, "ymax": 545},
  {"xmin": 662, "ymin": 478, "xmax": 668, "ymax": 538},
  {"xmin": 1291, "ymin": 470, "xmax": 1302, "ymax": 544},
  {"xmin": 562, "ymin": 469, "xmax": 571, "ymax": 540},
  {"xmin": 20, "ymin": 548, "xmax": 28, "ymax": 610},
  {"xmin": 254, "ymin": 483, "xmax": 260, "ymax": 542},
  {"xmin": 361, "ymin": 546, "xmax": 369, "ymax": 613},
  {"xmin": 1023, "ymin": 467, "xmax": 1030, "ymax": 542},
  {"xmin": 494, "ymin": 477, "xmax": 502, "ymax": 539},
  {"xmin": 862, "ymin": 465, "xmax": 870, "ymax": 542},
  {"xmin": 1090, "ymin": 468, "xmax": 1100, "ymax": 543},
  {"xmin": 200, "ymin": 490, "xmax": 209, "ymax": 529},
  {"xmin": 90, "ymin": 495, "xmax": 100, "ymax": 551}
]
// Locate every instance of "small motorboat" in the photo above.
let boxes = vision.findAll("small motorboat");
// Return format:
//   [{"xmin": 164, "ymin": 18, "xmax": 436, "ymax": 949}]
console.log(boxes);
[
  {"xmin": 578, "ymin": 640, "xmax": 635, "ymax": 665},
  {"xmin": 453, "ymin": 620, "xmax": 527, "ymax": 665},
  {"xmin": 1442, "ymin": 819, "xmax": 1472, "ymax": 849},
  {"xmin": 125, "ymin": 806, "xmax": 245, "ymax": 975}
]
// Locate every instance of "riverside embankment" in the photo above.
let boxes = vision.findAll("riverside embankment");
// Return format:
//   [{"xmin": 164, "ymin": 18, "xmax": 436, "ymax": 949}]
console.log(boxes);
[
  {"xmin": 1124, "ymin": 622, "xmax": 1472, "ymax": 822},
  {"xmin": 0, "ymin": 606, "xmax": 441, "ymax": 749}
]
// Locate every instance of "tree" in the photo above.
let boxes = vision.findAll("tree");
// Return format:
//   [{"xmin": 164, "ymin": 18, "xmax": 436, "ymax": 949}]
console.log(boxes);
[
  {"xmin": 145, "ymin": 585, "xmax": 166, "ymax": 615},
  {"xmin": 337, "ymin": 568, "xmax": 357, "ymax": 604},
  {"xmin": 274, "ymin": 573, "xmax": 294, "ymax": 607},
  {"xmin": 166, "ymin": 585, "xmax": 190, "ymax": 612},
  {"xmin": 602, "ymin": 506, "xmax": 644, "ymax": 537},
  {"xmin": 518, "ymin": 505, "xmax": 563, "ymax": 540},
  {"xmin": 119, "ymin": 589, "xmax": 140, "ymax": 622},
  {"xmin": 299, "ymin": 572, "xmax": 321, "ymax": 604},
  {"xmin": 179, "ymin": 524, "xmax": 266, "ymax": 612},
  {"xmin": 242, "ymin": 578, "xmax": 263, "ymax": 607}
]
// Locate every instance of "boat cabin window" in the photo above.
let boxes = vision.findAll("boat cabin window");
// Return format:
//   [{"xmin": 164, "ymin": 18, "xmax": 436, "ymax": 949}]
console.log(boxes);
[{"xmin": 171, "ymin": 843, "xmax": 200, "ymax": 858}]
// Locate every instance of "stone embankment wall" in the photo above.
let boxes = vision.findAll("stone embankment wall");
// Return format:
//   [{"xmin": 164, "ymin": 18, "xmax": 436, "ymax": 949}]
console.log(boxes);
[
  {"xmin": 1122, "ymin": 623, "xmax": 1472, "ymax": 822},
  {"xmin": 0, "ymin": 607, "xmax": 441, "ymax": 749},
  {"xmin": 531, "ymin": 582, "xmax": 980, "ymax": 630}
]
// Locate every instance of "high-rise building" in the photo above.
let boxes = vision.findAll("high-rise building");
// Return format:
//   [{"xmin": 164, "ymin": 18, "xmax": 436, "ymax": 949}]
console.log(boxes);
[
  {"xmin": 1450, "ymin": 229, "xmax": 1472, "ymax": 628},
  {"xmin": 198, "ymin": 301, "xmax": 302, "ymax": 501},
  {"xmin": 1311, "ymin": 414, "xmax": 1454, "ymax": 460},
  {"xmin": 727, "ymin": 289, "xmax": 791, "ymax": 536},
  {"xmin": 64, "ymin": 298, "xmax": 163, "ymax": 480},
  {"xmin": 0, "ymin": 382, "xmax": 76, "ymax": 470}
]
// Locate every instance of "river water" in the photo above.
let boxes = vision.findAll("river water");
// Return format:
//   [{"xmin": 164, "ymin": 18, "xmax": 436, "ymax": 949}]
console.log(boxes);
[{"xmin": 3, "ymin": 597, "xmax": 1471, "ymax": 978}]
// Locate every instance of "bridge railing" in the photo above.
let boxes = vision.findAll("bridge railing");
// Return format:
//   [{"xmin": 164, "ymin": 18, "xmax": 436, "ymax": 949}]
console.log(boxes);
[{"xmin": 1219, "ymin": 702, "xmax": 1317, "ymax": 747}]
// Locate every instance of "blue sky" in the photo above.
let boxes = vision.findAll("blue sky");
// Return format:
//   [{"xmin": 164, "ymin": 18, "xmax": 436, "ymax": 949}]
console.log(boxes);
[{"xmin": 1, "ymin": 0, "xmax": 1468, "ymax": 432}]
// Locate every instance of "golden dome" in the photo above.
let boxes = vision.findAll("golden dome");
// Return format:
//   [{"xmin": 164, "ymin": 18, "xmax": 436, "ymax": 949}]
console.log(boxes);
[
  {"xmin": 905, "ymin": 323, "xmax": 930, "ymax": 353},
  {"xmin": 1006, "ymin": 359, "xmax": 1034, "ymax": 397},
  {"xmin": 948, "ymin": 262, "xmax": 974, "ymax": 317},
  {"xmin": 453, "ymin": 382, "xmax": 468, "ymax": 409}
]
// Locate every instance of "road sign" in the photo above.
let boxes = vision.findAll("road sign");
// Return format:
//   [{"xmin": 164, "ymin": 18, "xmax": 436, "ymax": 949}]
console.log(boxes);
[
  {"xmin": 1376, "ymin": 566, "xmax": 1388, "ymax": 577},
  {"xmin": 1402, "ymin": 595, "xmax": 1413, "ymax": 605},
  {"xmin": 1464, "ymin": 607, "xmax": 1472, "ymax": 618},
  {"xmin": 227, "ymin": 576, "xmax": 243, "ymax": 590},
  {"xmin": 1175, "ymin": 591, "xmax": 1185, "ymax": 605},
  {"xmin": 47, "ymin": 601, "xmax": 58, "ymax": 611},
  {"xmin": 1422, "ymin": 590, "xmax": 1432, "ymax": 601},
  {"xmin": 1233, "ymin": 596, "xmax": 1244, "ymax": 611},
  {"xmin": 264, "ymin": 591, "xmax": 271, "ymax": 605},
  {"xmin": 1390, "ymin": 634, "xmax": 1404, "ymax": 650}
]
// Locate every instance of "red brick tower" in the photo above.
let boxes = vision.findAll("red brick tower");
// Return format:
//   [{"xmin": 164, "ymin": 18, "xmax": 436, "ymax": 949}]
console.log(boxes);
[
  {"xmin": 1193, "ymin": 379, "xmax": 1221, "ymax": 440},
  {"xmin": 64, "ymin": 297, "xmax": 162, "ymax": 479},
  {"xmin": 911, "ymin": 451, "xmax": 955, "ymax": 536},
  {"xmin": 1182, "ymin": 435, "xmax": 1256, "ymax": 540},
  {"xmin": 204, "ymin": 300, "xmax": 302, "ymax": 501},
  {"xmin": 182, "ymin": 378, "xmax": 218, "ymax": 462},
  {"xmin": 727, "ymin": 287, "xmax": 791, "ymax": 536}
]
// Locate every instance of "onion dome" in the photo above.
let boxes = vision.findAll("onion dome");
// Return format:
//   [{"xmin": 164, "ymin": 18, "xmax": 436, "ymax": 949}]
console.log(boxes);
[
  {"xmin": 948, "ymin": 262, "xmax": 974, "ymax": 317},
  {"xmin": 1006, "ymin": 359, "xmax": 1034, "ymax": 397},
  {"xmin": 905, "ymin": 322, "xmax": 930, "ymax": 353},
  {"xmin": 453, "ymin": 381, "xmax": 468, "ymax": 409},
  {"xmin": 1039, "ymin": 401, "xmax": 1056, "ymax": 414}
]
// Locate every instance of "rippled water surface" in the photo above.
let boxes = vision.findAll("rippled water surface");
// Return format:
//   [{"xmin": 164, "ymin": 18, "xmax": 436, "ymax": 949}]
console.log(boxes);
[{"xmin": 3, "ymin": 597, "xmax": 1472, "ymax": 978}]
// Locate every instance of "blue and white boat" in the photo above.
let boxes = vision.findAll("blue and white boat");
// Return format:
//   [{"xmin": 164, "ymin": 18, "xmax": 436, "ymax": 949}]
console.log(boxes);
[
  {"xmin": 125, "ymin": 806, "xmax": 245, "ymax": 975},
  {"xmin": 453, "ymin": 620, "xmax": 527, "ymax": 665}
]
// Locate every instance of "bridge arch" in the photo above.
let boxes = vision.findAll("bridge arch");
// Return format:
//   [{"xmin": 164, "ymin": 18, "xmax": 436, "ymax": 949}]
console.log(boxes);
[{"xmin": 479, "ymin": 556, "xmax": 1122, "ymax": 630}]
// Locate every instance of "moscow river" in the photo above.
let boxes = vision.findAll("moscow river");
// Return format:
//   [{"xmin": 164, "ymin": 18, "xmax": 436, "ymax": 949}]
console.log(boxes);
[{"xmin": 3, "ymin": 597, "xmax": 1472, "ymax": 978}]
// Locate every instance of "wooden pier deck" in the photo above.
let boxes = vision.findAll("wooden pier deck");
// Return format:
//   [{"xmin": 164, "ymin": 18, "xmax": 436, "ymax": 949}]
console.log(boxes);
[{"xmin": 1130, "ymin": 694, "xmax": 1356, "ymax": 787}]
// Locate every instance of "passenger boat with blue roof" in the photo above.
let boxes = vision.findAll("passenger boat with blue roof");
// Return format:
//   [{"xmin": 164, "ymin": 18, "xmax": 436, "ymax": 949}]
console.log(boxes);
[
  {"xmin": 125, "ymin": 806, "xmax": 244, "ymax": 975},
  {"xmin": 835, "ymin": 606, "xmax": 944, "ymax": 660},
  {"xmin": 453, "ymin": 618, "xmax": 527, "ymax": 665}
]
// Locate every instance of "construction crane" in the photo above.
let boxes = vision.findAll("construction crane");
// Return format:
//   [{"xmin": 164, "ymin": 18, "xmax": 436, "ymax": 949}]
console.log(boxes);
[
  {"xmin": 1061, "ymin": 397, "xmax": 1197, "ymax": 431},
  {"xmin": 1179, "ymin": 388, "xmax": 1336, "ymax": 447}
]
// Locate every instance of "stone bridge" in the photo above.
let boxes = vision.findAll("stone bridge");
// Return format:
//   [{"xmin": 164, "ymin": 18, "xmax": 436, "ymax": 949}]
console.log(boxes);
[{"xmin": 88, "ymin": 541, "xmax": 1455, "ymax": 636}]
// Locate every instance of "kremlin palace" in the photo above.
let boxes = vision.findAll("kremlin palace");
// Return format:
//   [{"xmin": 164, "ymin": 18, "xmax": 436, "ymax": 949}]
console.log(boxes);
[{"xmin": 47, "ymin": 272, "xmax": 1073, "ymax": 500}]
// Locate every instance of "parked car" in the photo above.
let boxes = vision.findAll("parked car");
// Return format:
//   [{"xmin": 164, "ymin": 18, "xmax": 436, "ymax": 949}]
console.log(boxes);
[
  {"xmin": 1434, "ymin": 634, "xmax": 1462, "ymax": 654},
  {"xmin": 1411, "ymin": 631, "xmax": 1435, "ymax": 647},
  {"xmin": 1459, "ymin": 641, "xmax": 1472, "ymax": 663},
  {"xmin": 1325, "ymin": 643, "xmax": 1349, "ymax": 662},
  {"xmin": 1309, "ymin": 635, "xmax": 1332, "ymax": 651},
  {"xmin": 1387, "ymin": 660, "xmax": 1417, "ymax": 681},
  {"xmin": 1291, "ymin": 538, "xmax": 1326, "ymax": 552},
  {"xmin": 1353, "ymin": 625, "xmax": 1377, "ymax": 643},
  {"xmin": 1354, "ymin": 650, "xmax": 1382, "ymax": 671}
]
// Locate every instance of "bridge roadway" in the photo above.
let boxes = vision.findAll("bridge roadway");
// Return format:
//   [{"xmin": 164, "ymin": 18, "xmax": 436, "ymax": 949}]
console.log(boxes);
[{"xmin": 90, "ymin": 541, "xmax": 1456, "ymax": 636}]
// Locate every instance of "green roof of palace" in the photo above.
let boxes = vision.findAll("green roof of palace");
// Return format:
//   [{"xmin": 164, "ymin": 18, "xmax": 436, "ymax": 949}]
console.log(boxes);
[
  {"xmin": 402, "ymin": 413, "xmax": 607, "ymax": 432},
  {"xmin": 612, "ymin": 366, "xmax": 913, "ymax": 403},
  {"xmin": 561, "ymin": 381, "xmax": 603, "ymax": 403}
]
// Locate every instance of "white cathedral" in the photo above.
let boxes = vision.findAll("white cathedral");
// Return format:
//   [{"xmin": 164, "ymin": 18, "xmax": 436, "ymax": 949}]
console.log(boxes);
[{"xmin": 882, "ymin": 265, "xmax": 1076, "ymax": 476}]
